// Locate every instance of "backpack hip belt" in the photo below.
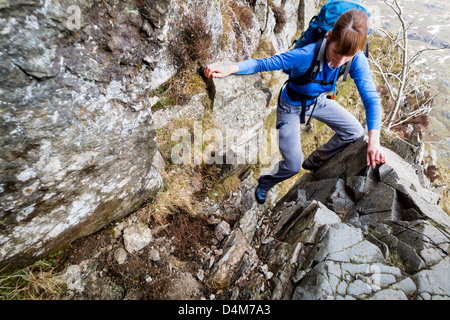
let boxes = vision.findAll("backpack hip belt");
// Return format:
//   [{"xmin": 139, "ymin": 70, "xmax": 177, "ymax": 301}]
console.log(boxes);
[
  {"xmin": 286, "ymin": 85, "xmax": 319, "ymax": 125},
  {"xmin": 286, "ymin": 84, "xmax": 319, "ymax": 103}
]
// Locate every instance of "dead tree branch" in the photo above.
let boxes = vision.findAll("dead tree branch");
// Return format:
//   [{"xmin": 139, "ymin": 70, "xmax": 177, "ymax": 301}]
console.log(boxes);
[{"xmin": 369, "ymin": 0, "xmax": 450, "ymax": 130}]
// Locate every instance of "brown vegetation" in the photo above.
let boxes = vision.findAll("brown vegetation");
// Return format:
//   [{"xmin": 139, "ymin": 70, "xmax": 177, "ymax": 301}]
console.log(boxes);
[
  {"xmin": 268, "ymin": 0, "xmax": 287, "ymax": 33},
  {"xmin": 175, "ymin": 14, "xmax": 213, "ymax": 70},
  {"xmin": 230, "ymin": 0, "xmax": 254, "ymax": 30}
]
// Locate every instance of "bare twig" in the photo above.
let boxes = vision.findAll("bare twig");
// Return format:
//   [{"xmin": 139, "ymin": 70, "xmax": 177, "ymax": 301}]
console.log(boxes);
[
  {"xmin": 390, "ymin": 95, "xmax": 447, "ymax": 128},
  {"xmin": 370, "ymin": 0, "xmax": 449, "ymax": 129}
]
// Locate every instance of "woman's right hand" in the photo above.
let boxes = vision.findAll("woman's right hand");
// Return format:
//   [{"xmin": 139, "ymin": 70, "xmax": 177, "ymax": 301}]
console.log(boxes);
[{"xmin": 204, "ymin": 63, "xmax": 239, "ymax": 78}]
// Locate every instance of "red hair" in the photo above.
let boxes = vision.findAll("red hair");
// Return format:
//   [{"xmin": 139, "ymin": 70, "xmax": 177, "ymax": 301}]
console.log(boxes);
[{"xmin": 329, "ymin": 9, "xmax": 370, "ymax": 56}]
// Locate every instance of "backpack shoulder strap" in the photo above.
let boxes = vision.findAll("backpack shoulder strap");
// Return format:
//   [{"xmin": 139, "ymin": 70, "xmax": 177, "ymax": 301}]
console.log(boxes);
[
  {"xmin": 317, "ymin": 36, "xmax": 327, "ymax": 75},
  {"xmin": 341, "ymin": 57, "xmax": 353, "ymax": 82},
  {"xmin": 288, "ymin": 35, "xmax": 327, "ymax": 86}
]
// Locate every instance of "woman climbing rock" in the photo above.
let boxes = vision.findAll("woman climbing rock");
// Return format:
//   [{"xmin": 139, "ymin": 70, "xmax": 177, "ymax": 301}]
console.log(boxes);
[{"xmin": 204, "ymin": 8, "xmax": 386, "ymax": 204}]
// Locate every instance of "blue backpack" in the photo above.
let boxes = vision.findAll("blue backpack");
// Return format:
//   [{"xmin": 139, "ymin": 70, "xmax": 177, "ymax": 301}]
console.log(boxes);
[
  {"xmin": 294, "ymin": 0, "xmax": 371, "ymax": 50},
  {"xmin": 280, "ymin": 0, "xmax": 372, "ymax": 125}
]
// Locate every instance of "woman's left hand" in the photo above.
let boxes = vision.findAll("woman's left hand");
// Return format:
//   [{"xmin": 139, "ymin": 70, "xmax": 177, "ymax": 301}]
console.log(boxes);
[{"xmin": 367, "ymin": 130, "xmax": 387, "ymax": 169}]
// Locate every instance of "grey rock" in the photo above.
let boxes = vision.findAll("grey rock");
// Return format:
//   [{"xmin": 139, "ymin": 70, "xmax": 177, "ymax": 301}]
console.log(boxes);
[
  {"xmin": 258, "ymin": 135, "xmax": 450, "ymax": 300},
  {"xmin": 311, "ymin": 223, "xmax": 384, "ymax": 264},
  {"xmin": 298, "ymin": 0, "xmax": 320, "ymax": 30},
  {"xmin": 0, "ymin": 0, "xmax": 169, "ymax": 266},
  {"xmin": 63, "ymin": 265, "xmax": 84, "ymax": 293},
  {"xmin": 123, "ymin": 224, "xmax": 153, "ymax": 254},
  {"xmin": 149, "ymin": 248, "xmax": 161, "ymax": 262},
  {"xmin": 215, "ymin": 220, "xmax": 231, "ymax": 242},
  {"xmin": 114, "ymin": 247, "xmax": 128, "ymax": 265},
  {"xmin": 314, "ymin": 136, "xmax": 369, "ymax": 180},
  {"xmin": 395, "ymin": 184, "xmax": 450, "ymax": 228},
  {"xmin": 137, "ymin": 0, "xmax": 172, "ymax": 28},
  {"xmin": 347, "ymin": 279, "xmax": 373, "ymax": 297},
  {"xmin": 327, "ymin": 178, "xmax": 355, "ymax": 214},
  {"xmin": 303, "ymin": 179, "xmax": 354, "ymax": 214},
  {"xmin": 356, "ymin": 182, "xmax": 399, "ymax": 225},
  {"xmin": 277, "ymin": 201, "xmax": 341, "ymax": 245},
  {"xmin": 236, "ymin": 210, "xmax": 258, "ymax": 244},
  {"xmin": 346, "ymin": 175, "xmax": 376, "ymax": 202},
  {"xmin": 391, "ymin": 277, "xmax": 417, "ymax": 297},
  {"xmin": 372, "ymin": 223, "xmax": 399, "ymax": 248},
  {"xmin": 414, "ymin": 256, "xmax": 450, "ymax": 299},
  {"xmin": 292, "ymin": 264, "xmax": 334, "ymax": 300},
  {"xmin": 62, "ymin": 259, "xmax": 124, "ymax": 300},
  {"xmin": 254, "ymin": 0, "xmax": 271, "ymax": 34},
  {"xmin": 208, "ymin": 73, "xmax": 271, "ymax": 177},
  {"xmin": 419, "ymin": 247, "xmax": 447, "ymax": 267},
  {"xmin": 290, "ymin": 223, "xmax": 390, "ymax": 300},
  {"xmin": 376, "ymin": 273, "xmax": 398, "ymax": 288},
  {"xmin": 274, "ymin": 0, "xmax": 302, "ymax": 51},
  {"xmin": 367, "ymin": 288, "xmax": 408, "ymax": 300},
  {"xmin": 152, "ymin": 93, "xmax": 206, "ymax": 129},
  {"xmin": 378, "ymin": 150, "xmax": 440, "ymax": 205},
  {"xmin": 391, "ymin": 137, "xmax": 424, "ymax": 165},
  {"xmin": 384, "ymin": 220, "xmax": 450, "ymax": 273},
  {"xmin": 209, "ymin": 229, "xmax": 251, "ymax": 289},
  {"xmin": 367, "ymin": 235, "xmax": 390, "ymax": 260}
]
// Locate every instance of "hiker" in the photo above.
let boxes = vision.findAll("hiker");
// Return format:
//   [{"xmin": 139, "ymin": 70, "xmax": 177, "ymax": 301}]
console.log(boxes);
[{"xmin": 204, "ymin": 8, "xmax": 386, "ymax": 204}]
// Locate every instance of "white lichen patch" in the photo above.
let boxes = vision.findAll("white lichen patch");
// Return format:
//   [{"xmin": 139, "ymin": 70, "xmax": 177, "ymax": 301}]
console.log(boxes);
[
  {"xmin": 16, "ymin": 204, "xmax": 35, "ymax": 222},
  {"xmin": 17, "ymin": 166, "xmax": 37, "ymax": 182},
  {"xmin": 0, "ymin": 192, "xmax": 100, "ymax": 261}
]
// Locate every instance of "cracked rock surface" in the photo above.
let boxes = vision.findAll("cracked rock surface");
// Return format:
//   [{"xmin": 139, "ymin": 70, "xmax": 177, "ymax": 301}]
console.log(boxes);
[{"xmin": 212, "ymin": 137, "xmax": 450, "ymax": 300}]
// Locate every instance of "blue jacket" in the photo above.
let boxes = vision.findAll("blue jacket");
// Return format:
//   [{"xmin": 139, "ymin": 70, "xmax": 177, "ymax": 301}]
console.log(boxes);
[{"xmin": 236, "ymin": 43, "xmax": 381, "ymax": 131}]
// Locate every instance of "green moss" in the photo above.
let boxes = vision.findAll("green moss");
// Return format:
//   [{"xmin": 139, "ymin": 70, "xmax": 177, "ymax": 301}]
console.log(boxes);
[
  {"xmin": 151, "ymin": 70, "xmax": 207, "ymax": 109},
  {"xmin": 388, "ymin": 248, "xmax": 406, "ymax": 271}
]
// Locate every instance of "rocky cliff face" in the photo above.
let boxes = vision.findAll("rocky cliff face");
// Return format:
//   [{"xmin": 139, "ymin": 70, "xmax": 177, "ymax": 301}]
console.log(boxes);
[
  {"xmin": 0, "ymin": 0, "xmax": 175, "ymax": 265},
  {"xmin": 0, "ymin": 0, "xmax": 304, "ymax": 266}
]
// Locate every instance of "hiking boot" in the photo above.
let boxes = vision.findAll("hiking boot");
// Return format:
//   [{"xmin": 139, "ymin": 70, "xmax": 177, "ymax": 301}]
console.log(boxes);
[
  {"xmin": 302, "ymin": 158, "xmax": 320, "ymax": 171},
  {"xmin": 255, "ymin": 186, "xmax": 268, "ymax": 205}
]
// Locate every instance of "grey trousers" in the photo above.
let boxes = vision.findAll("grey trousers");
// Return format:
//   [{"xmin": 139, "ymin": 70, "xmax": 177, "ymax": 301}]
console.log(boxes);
[{"xmin": 258, "ymin": 94, "xmax": 364, "ymax": 191}]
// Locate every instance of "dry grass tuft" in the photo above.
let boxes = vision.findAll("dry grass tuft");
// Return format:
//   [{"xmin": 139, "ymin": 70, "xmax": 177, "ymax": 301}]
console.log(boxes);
[
  {"xmin": 152, "ymin": 70, "xmax": 207, "ymax": 107},
  {"xmin": 268, "ymin": 0, "xmax": 287, "ymax": 34},
  {"xmin": 0, "ymin": 262, "xmax": 65, "ymax": 300},
  {"xmin": 230, "ymin": 0, "xmax": 254, "ymax": 30},
  {"xmin": 150, "ymin": 167, "xmax": 198, "ymax": 224}
]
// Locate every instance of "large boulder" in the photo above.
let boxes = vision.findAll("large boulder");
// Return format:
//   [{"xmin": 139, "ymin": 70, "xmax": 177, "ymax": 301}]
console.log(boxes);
[
  {"xmin": 0, "ymin": 0, "xmax": 304, "ymax": 267},
  {"xmin": 0, "ymin": 0, "xmax": 175, "ymax": 266}
]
